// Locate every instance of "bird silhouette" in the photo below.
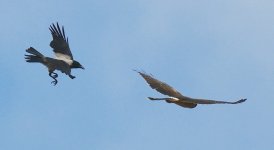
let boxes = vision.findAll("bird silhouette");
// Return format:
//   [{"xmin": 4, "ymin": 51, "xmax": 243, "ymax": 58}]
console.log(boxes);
[
  {"xmin": 135, "ymin": 70, "xmax": 247, "ymax": 108},
  {"xmin": 25, "ymin": 23, "xmax": 84, "ymax": 85}
]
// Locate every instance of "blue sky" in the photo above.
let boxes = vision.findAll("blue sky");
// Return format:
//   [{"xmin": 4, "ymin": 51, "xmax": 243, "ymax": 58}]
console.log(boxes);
[{"xmin": 1, "ymin": 0, "xmax": 274, "ymax": 149}]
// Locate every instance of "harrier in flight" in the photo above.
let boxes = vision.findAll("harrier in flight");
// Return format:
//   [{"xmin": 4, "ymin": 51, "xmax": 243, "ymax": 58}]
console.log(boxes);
[
  {"xmin": 135, "ymin": 70, "xmax": 246, "ymax": 108},
  {"xmin": 25, "ymin": 23, "xmax": 84, "ymax": 85}
]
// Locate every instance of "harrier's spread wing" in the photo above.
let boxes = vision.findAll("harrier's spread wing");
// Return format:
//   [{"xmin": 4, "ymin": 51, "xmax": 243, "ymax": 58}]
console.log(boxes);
[
  {"xmin": 170, "ymin": 98, "xmax": 246, "ymax": 108},
  {"xmin": 184, "ymin": 97, "xmax": 247, "ymax": 105},
  {"xmin": 49, "ymin": 23, "xmax": 73, "ymax": 60},
  {"xmin": 172, "ymin": 101, "xmax": 197, "ymax": 108},
  {"xmin": 136, "ymin": 71, "xmax": 186, "ymax": 99}
]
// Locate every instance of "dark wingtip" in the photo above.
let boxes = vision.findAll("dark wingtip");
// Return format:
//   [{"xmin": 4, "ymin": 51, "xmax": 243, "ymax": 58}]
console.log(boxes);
[
  {"xmin": 147, "ymin": 97, "xmax": 154, "ymax": 100},
  {"xmin": 55, "ymin": 22, "xmax": 60, "ymax": 30},
  {"xmin": 234, "ymin": 98, "xmax": 247, "ymax": 104},
  {"xmin": 240, "ymin": 98, "xmax": 247, "ymax": 102},
  {"xmin": 132, "ymin": 69, "xmax": 139, "ymax": 72},
  {"xmin": 24, "ymin": 54, "xmax": 33, "ymax": 58},
  {"xmin": 50, "ymin": 22, "xmax": 55, "ymax": 28},
  {"xmin": 133, "ymin": 69, "xmax": 146, "ymax": 75},
  {"xmin": 26, "ymin": 47, "xmax": 32, "ymax": 52},
  {"xmin": 25, "ymin": 47, "xmax": 34, "ymax": 54},
  {"xmin": 133, "ymin": 69, "xmax": 143, "ymax": 75}
]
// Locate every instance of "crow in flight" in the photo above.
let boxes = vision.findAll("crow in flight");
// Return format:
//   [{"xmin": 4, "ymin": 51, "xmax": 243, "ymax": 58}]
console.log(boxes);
[
  {"xmin": 135, "ymin": 70, "xmax": 246, "ymax": 108},
  {"xmin": 25, "ymin": 23, "xmax": 84, "ymax": 85}
]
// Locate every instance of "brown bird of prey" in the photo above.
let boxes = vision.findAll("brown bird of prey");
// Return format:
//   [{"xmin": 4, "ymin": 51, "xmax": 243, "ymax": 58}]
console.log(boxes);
[
  {"xmin": 25, "ymin": 23, "xmax": 84, "ymax": 85},
  {"xmin": 135, "ymin": 70, "xmax": 246, "ymax": 108}
]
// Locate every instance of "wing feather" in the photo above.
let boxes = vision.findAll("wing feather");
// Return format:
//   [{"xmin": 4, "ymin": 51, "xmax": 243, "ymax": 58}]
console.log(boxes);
[
  {"xmin": 49, "ymin": 22, "xmax": 73, "ymax": 60},
  {"xmin": 185, "ymin": 97, "xmax": 247, "ymax": 104},
  {"xmin": 136, "ymin": 71, "xmax": 186, "ymax": 99},
  {"xmin": 172, "ymin": 101, "xmax": 197, "ymax": 108}
]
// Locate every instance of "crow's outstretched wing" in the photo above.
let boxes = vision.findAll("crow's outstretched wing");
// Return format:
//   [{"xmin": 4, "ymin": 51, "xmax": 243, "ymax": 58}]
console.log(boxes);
[
  {"xmin": 136, "ymin": 71, "xmax": 186, "ymax": 99},
  {"xmin": 49, "ymin": 23, "xmax": 73, "ymax": 60}
]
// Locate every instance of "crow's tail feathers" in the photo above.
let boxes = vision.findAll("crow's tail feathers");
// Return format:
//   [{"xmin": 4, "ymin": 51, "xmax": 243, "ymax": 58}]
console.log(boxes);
[
  {"xmin": 25, "ymin": 47, "xmax": 44, "ymax": 63},
  {"xmin": 25, "ymin": 55, "xmax": 43, "ymax": 63},
  {"xmin": 26, "ymin": 47, "xmax": 44, "ymax": 57}
]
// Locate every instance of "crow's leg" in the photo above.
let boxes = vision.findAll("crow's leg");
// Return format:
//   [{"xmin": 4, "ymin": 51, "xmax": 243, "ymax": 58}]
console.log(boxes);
[
  {"xmin": 51, "ymin": 72, "xmax": 58, "ymax": 78},
  {"xmin": 49, "ymin": 72, "xmax": 58, "ymax": 86},
  {"xmin": 69, "ymin": 74, "xmax": 75, "ymax": 79}
]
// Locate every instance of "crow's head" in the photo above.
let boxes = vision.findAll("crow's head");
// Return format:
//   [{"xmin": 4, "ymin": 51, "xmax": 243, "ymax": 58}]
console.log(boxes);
[{"xmin": 71, "ymin": 60, "xmax": 84, "ymax": 69}]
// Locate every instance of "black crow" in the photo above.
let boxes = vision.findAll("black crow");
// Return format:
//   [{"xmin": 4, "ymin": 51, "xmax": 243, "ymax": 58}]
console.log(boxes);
[
  {"xmin": 25, "ymin": 23, "xmax": 84, "ymax": 85},
  {"xmin": 135, "ymin": 70, "xmax": 246, "ymax": 108}
]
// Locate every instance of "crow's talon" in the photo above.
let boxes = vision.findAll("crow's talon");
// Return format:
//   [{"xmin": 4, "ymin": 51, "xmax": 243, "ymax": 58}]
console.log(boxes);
[
  {"xmin": 52, "ymin": 73, "xmax": 58, "ymax": 78},
  {"xmin": 49, "ymin": 72, "xmax": 58, "ymax": 85},
  {"xmin": 51, "ymin": 80, "xmax": 57, "ymax": 86},
  {"xmin": 69, "ymin": 75, "xmax": 75, "ymax": 79}
]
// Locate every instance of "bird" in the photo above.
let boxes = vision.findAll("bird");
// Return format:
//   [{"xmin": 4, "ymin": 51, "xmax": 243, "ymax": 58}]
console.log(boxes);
[
  {"xmin": 135, "ymin": 70, "xmax": 247, "ymax": 109},
  {"xmin": 25, "ymin": 22, "xmax": 84, "ymax": 85}
]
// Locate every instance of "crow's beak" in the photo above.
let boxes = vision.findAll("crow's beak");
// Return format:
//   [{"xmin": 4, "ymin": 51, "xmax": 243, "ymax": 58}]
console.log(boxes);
[{"xmin": 81, "ymin": 66, "xmax": 85, "ymax": 70}]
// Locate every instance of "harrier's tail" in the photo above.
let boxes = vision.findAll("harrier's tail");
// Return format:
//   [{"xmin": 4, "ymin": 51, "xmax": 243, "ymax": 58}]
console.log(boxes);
[{"xmin": 25, "ymin": 47, "xmax": 44, "ymax": 63}]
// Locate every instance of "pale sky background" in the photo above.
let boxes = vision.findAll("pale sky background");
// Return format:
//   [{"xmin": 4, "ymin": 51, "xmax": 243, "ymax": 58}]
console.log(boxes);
[{"xmin": 0, "ymin": 0, "xmax": 274, "ymax": 150}]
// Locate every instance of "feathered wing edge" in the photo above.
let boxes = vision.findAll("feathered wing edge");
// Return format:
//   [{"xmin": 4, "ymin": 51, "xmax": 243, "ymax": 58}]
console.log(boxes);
[
  {"xmin": 148, "ymin": 97, "xmax": 197, "ymax": 108},
  {"xmin": 49, "ymin": 22, "xmax": 68, "ymax": 43},
  {"xmin": 134, "ymin": 70, "xmax": 186, "ymax": 99},
  {"xmin": 185, "ymin": 97, "xmax": 247, "ymax": 105},
  {"xmin": 135, "ymin": 70, "xmax": 197, "ymax": 108},
  {"xmin": 49, "ymin": 22, "xmax": 73, "ymax": 60}
]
